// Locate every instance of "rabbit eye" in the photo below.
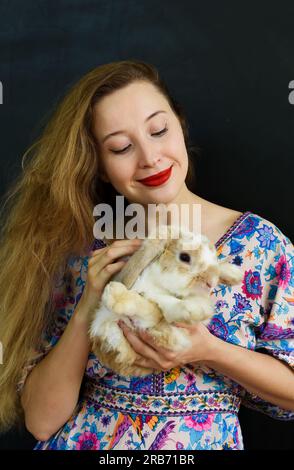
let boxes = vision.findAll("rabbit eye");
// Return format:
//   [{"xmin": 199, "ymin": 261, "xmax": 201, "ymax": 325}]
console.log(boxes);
[{"xmin": 179, "ymin": 252, "xmax": 191, "ymax": 263}]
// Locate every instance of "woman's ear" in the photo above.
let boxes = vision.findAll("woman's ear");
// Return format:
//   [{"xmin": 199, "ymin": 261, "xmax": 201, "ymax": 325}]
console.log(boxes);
[
  {"xmin": 98, "ymin": 167, "xmax": 110, "ymax": 183},
  {"xmin": 100, "ymin": 173, "xmax": 110, "ymax": 183},
  {"xmin": 98, "ymin": 159, "xmax": 110, "ymax": 183}
]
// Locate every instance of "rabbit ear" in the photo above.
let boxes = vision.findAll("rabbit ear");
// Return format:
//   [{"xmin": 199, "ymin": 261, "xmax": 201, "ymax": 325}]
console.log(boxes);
[{"xmin": 117, "ymin": 236, "xmax": 169, "ymax": 289}]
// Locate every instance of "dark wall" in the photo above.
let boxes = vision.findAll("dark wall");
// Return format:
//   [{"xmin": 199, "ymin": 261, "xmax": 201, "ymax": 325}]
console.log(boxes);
[{"xmin": 0, "ymin": 0, "xmax": 293, "ymax": 450}]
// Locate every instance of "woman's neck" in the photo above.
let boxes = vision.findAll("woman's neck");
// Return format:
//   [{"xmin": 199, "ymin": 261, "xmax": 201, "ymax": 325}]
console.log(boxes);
[{"xmin": 141, "ymin": 187, "xmax": 208, "ymax": 237}]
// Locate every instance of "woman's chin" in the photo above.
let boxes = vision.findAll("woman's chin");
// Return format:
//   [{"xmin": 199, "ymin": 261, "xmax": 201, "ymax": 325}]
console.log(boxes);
[
  {"xmin": 127, "ymin": 175, "xmax": 185, "ymax": 206},
  {"xmin": 141, "ymin": 188, "xmax": 179, "ymax": 205}
]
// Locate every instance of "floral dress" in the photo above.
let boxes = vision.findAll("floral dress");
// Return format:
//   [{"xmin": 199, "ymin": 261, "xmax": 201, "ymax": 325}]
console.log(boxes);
[{"xmin": 17, "ymin": 211, "xmax": 294, "ymax": 450}]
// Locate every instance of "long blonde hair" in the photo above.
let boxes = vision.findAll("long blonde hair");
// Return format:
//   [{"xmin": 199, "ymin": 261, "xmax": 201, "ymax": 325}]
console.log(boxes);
[{"xmin": 0, "ymin": 59, "xmax": 198, "ymax": 433}]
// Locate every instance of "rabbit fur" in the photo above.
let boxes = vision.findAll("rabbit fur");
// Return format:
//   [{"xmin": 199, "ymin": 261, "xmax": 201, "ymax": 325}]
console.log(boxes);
[{"xmin": 89, "ymin": 225, "xmax": 243, "ymax": 376}]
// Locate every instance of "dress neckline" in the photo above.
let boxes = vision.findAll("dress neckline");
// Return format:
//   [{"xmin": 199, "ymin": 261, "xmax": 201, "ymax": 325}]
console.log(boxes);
[
  {"xmin": 92, "ymin": 211, "xmax": 252, "ymax": 251},
  {"xmin": 214, "ymin": 210, "xmax": 251, "ymax": 249}
]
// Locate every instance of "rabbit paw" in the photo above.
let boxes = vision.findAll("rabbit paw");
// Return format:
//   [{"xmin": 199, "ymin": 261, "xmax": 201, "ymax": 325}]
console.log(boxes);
[
  {"xmin": 180, "ymin": 297, "xmax": 213, "ymax": 322},
  {"xmin": 103, "ymin": 281, "xmax": 143, "ymax": 316},
  {"xmin": 102, "ymin": 281, "xmax": 128, "ymax": 310}
]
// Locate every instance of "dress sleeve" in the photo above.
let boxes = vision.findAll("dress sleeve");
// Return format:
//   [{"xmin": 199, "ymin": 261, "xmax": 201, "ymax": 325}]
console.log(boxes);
[
  {"xmin": 16, "ymin": 261, "xmax": 77, "ymax": 396},
  {"xmin": 241, "ymin": 226, "xmax": 294, "ymax": 420}
]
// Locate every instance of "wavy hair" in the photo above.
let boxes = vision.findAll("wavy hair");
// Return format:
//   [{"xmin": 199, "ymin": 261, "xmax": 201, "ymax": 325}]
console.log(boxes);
[{"xmin": 0, "ymin": 59, "xmax": 199, "ymax": 433}]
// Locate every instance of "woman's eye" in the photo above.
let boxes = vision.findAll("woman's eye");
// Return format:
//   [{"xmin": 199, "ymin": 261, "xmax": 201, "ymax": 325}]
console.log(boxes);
[
  {"xmin": 152, "ymin": 126, "xmax": 168, "ymax": 137},
  {"xmin": 110, "ymin": 127, "xmax": 168, "ymax": 154},
  {"xmin": 111, "ymin": 144, "xmax": 131, "ymax": 154}
]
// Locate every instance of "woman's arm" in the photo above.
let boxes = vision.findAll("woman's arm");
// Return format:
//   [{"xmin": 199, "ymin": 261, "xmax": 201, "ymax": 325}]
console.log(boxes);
[
  {"xmin": 21, "ymin": 240, "xmax": 142, "ymax": 442},
  {"xmin": 20, "ymin": 303, "xmax": 91, "ymax": 442},
  {"xmin": 119, "ymin": 321, "xmax": 294, "ymax": 411},
  {"xmin": 202, "ymin": 336, "xmax": 294, "ymax": 411}
]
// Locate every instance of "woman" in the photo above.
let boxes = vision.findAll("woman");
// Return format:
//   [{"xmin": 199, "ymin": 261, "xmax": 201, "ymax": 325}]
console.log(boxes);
[{"xmin": 0, "ymin": 60, "xmax": 293, "ymax": 450}]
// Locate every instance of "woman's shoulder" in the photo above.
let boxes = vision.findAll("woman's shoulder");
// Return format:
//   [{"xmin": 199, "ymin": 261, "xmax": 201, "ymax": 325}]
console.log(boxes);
[
  {"xmin": 244, "ymin": 211, "xmax": 292, "ymax": 248},
  {"xmin": 210, "ymin": 202, "xmax": 291, "ymax": 247},
  {"xmin": 227, "ymin": 210, "xmax": 293, "ymax": 270}
]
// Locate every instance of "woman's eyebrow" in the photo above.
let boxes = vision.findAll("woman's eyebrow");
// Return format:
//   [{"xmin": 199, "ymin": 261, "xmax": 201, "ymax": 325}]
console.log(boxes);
[{"xmin": 102, "ymin": 110, "xmax": 167, "ymax": 143}]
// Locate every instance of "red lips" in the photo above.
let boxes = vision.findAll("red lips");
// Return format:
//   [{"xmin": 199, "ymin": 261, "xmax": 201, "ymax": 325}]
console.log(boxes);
[{"xmin": 137, "ymin": 165, "xmax": 173, "ymax": 186}]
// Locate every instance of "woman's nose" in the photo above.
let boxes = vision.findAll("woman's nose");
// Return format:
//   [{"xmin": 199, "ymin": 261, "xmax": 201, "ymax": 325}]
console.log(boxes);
[{"xmin": 138, "ymin": 147, "xmax": 161, "ymax": 168}]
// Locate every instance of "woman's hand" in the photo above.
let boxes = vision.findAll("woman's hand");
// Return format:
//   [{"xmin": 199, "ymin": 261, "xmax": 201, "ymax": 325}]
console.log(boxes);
[
  {"xmin": 77, "ymin": 239, "xmax": 142, "ymax": 317},
  {"xmin": 118, "ymin": 320, "xmax": 217, "ymax": 371}
]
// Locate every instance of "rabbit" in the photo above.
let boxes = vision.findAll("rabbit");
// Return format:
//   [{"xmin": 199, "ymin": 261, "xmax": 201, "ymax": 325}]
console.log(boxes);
[{"xmin": 89, "ymin": 224, "xmax": 243, "ymax": 376}]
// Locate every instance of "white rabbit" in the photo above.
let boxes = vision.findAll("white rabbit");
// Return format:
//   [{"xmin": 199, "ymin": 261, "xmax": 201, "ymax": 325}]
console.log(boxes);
[{"xmin": 89, "ymin": 225, "xmax": 243, "ymax": 376}]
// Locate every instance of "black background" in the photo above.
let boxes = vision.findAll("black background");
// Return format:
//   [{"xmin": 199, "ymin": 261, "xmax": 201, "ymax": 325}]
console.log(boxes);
[{"xmin": 0, "ymin": 0, "xmax": 293, "ymax": 450}]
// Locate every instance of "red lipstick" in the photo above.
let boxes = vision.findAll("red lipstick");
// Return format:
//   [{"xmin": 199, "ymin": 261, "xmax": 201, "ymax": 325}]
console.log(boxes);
[{"xmin": 137, "ymin": 165, "xmax": 173, "ymax": 187}]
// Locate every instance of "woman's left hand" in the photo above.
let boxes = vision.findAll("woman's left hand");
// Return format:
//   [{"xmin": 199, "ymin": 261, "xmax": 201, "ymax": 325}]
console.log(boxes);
[{"xmin": 118, "ymin": 320, "xmax": 218, "ymax": 371}]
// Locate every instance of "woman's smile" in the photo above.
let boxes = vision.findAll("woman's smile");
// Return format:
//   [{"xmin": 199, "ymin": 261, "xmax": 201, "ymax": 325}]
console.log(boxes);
[{"xmin": 137, "ymin": 164, "xmax": 173, "ymax": 187}]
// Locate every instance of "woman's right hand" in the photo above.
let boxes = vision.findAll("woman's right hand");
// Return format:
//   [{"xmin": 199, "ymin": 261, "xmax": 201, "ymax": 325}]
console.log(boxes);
[{"xmin": 78, "ymin": 238, "xmax": 143, "ymax": 314}]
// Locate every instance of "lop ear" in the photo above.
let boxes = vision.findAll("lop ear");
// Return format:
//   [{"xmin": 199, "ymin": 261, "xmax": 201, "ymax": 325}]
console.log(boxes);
[
  {"xmin": 117, "ymin": 237, "xmax": 168, "ymax": 289},
  {"xmin": 218, "ymin": 261, "xmax": 243, "ymax": 286}
]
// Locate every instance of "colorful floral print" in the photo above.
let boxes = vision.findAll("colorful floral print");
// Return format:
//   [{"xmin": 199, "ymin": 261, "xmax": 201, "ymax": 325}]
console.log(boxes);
[{"xmin": 17, "ymin": 211, "xmax": 294, "ymax": 450}]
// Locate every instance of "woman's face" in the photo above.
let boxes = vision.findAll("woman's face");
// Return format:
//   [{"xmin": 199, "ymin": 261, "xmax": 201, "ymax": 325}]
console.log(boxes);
[{"xmin": 92, "ymin": 80, "xmax": 189, "ymax": 207}]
